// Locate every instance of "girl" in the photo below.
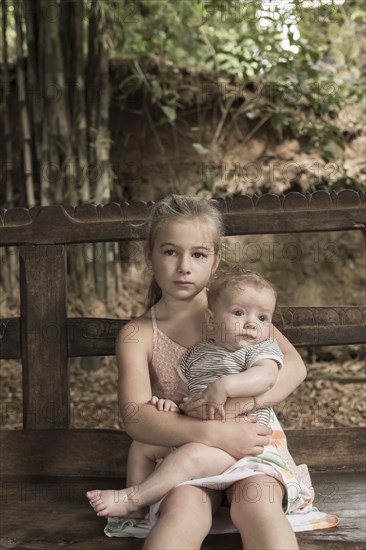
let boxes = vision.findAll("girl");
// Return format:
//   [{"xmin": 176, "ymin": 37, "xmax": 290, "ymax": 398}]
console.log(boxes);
[
  {"xmin": 87, "ymin": 268, "xmax": 286, "ymax": 519},
  {"xmin": 88, "ymin": 195, "xmax": 336, "ymax": 550}
]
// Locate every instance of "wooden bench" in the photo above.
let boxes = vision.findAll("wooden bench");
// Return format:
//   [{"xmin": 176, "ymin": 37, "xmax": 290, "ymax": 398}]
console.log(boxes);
[{"xmin": 1, "ymin": 191, "xmax": 365, "ymax": 549}]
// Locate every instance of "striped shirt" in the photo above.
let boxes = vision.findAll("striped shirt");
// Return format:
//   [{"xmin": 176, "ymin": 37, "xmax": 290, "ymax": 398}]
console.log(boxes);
[{"xmin": 179, "ymin": 338, "xmax": 283, "ymax": 426}]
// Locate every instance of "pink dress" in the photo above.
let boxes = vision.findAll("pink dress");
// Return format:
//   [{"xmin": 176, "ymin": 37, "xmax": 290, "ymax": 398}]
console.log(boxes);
[
  {"xmin": 105, "ymin": 306, "xmax": 338, "ymax": 538},
  {"xmin": 148, "ymin": 305, "xmax": 188, "ymax": 403}
]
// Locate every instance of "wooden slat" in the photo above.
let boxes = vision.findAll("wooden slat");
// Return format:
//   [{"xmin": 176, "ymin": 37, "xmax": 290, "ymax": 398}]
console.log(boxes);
[
  {"xmin": 0, "ymin": 427, "xmax": 364, "ymax": 477},
  {"xmin": 2, "ymin": 307, "xmax": 363, "ymax": 360},
  {"xmin": 67, "ymin": 319, "xmax": 366, "ymax": 356},
  {"xmin": 2, "ymin": 307, "xmax": 364, "ymax": 360},
  {"xmin": 2, "ymin": 306, "xmax": 364, "ymax": 360},
  {"xmin": 286, "ymin": 428, "xmax": 366, "ymax": 472},
  {"xmin": 275, "ymin": 306, "xmax": 366, "ymax": 346},
  {"xmin": 1, "ymin": 205, "xmax": 143, "ymax": 246},
  {"xmin": 224, "ymin": 208, "xmax": 365, "ymax": 235},
  {"xmin": 275, "ymin": 305, "xmax": 366, "ymax": 326},
  {"xmin": 282, "ymin": 325, "xmax": 366, "ymax": 346},
  {"xmin": 309, "ymin": 190, "xmax": 333, "ymax": 209},
  {"xmin": 19, "ymin": 246, "xmax": 69, "ymax": 428},
  {"xmin": 0, "ymin": 318, "xmax": 21, "ymax": 359},
  {"xmin": 0, "ymin": 475, "xmax": 143, "ymax": 549},
  {"xmin": 66, "ymin": 306, "xmax": 366, "ymax": 357},
  {"xmin": 0, "ymin": 192, "xmax": 364, "ymax": 246},
  {"xmin": 0, "ymin": 429, "xmax": 132, "ymax": 477},
  {"xmin": 67, "ymin": 318, "xmax": 128, "ymax": 357}
]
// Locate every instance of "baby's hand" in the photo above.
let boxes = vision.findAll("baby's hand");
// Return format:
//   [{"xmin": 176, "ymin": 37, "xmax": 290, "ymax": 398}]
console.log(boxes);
[
  {"xmin": 149, "ymin": 395, "xmax": 180, "ymax": 413},
  {"xmin": 181, "ymin": 379, "xmax": 227, "ymax": 420}
]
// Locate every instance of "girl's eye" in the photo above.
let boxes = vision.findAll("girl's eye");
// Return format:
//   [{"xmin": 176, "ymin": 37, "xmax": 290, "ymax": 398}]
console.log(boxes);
[
  {"xmin": 193, "ymin": 252, "xmax": 207, "ymax": 259},
  {"xmin": 164, "ymin": 249, "xmax": 176, "ymax": 256}
]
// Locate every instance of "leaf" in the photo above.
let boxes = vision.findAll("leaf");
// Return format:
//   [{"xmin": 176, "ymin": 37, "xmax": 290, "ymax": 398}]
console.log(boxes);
[
  {"xmin": 118, "ymin": 74, "xmax": 140, "ymax": 93},
  {"xmin": 331, "ymin": 49, "xmax": 345, "ymax": 66},
  {"xmin": 161, "ymin": 105, "xmax": 176, "ymax": 122},
  {"xmin": 192, "ymin": 143, "xmax": 211, "ymax": 156},
  {"xmin": 151, "ymin": 80, "xmax": 163, "ymax": 100},
  {"xmin": 328, "ymin": 22, "xmax": 340, "ymax": 37}
]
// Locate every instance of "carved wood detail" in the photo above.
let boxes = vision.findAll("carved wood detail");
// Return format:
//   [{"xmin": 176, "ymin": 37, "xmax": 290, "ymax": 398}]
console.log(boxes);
[{"xmin": 0, "ymin": 191, "xmax": 364, "ymax": 246}]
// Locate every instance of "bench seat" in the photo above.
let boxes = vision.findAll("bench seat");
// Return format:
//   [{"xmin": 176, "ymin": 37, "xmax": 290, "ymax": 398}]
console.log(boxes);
[
  {"xmin": 1, "ymin": 427, "xmax": 365, "ymax": 550},
  {"xmin": 0, "ymin": 470, "xmax": 364, "ymax": 549}
]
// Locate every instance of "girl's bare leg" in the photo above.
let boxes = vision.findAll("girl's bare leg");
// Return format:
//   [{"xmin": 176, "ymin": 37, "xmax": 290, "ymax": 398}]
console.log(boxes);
[
  {"xmin": 86, "ymin": 441, "xmax": 170, "ymax": 518},
  {"xmin": 88, "ymin": 442, "xmax": 234, "ymax": 518},
  {"xmin": 143, "ymin": 484, "xmax": 223, "ymax": 550},
  {"xmin": 229, "ymin": 475, "xmax": 299, "ymax": 550}
]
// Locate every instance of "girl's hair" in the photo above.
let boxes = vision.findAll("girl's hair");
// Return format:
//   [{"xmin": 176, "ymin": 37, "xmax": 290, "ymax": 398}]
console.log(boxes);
[
  {"xmin": 207, "ymin": 266, "xmax": 277, "ymax": 310},
  {"xmin": 145, "ymin": 195, "xmax": 224, "ymax": 309}
]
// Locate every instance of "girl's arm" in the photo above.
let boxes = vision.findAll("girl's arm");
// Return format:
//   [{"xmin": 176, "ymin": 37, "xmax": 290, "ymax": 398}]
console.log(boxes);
[
  {"xmin": 181, "ymin": 326, "xmax": 306, "ymax": 418},
  {"xmin": 257, "ymin": 325, "xmax": 306, "ymax": 405},
  {"xmin": 183, "ymin": 360, "xmax": 278, "ymax": 420},
  {"xmin": 214, "ymin": 360, "xmax": 278, "ymax": 399},
  {"xmin": 117, "ymin": 321, "xmax": 271, "ymax": 459}
]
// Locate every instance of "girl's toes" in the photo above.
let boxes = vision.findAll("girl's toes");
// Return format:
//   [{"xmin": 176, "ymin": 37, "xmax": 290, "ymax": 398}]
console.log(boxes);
[
  {"xmin": 94, "ymin": 502, "xmax": 107, "ymax": 514},
  {"xmin": 86, "ymin": 490, "xmax": 100, "ymax": 501},
  {"xmin": 90, "ymin": 498, "xmax": 103, "ymax": 511}
]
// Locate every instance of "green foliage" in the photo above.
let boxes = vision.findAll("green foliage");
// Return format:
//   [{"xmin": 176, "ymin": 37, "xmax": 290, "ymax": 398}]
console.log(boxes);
[
  {"xmin": 2, "ymin": 0, "xmax": 365, "ymax": 189},
  {"xmin": 104, "ymin": 0, "xmax": 365, "ymax": 167}
]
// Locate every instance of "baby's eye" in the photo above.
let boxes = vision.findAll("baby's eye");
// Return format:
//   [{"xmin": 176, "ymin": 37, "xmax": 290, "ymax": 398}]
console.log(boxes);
[
  {"xmin": 258, "ymin": 314, "xmax": 267, "ymax": 322},
  {"xmin": 233, "ymin": 310, "xmax": 244, "ymax": 316},
  {"xmin": 193, "ymin": 251, "xmax": 207, "ymax": 259}
]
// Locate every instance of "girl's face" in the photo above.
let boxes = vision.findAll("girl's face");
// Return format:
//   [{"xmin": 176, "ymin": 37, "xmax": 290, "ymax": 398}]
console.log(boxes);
[{"xmin": 148, "ymin": 218, "xmax": 220, "ymax": 302}]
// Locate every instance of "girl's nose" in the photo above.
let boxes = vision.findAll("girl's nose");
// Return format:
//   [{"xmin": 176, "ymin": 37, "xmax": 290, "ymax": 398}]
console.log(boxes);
[{"xmin": 178, "ymin": 255, "xmax": 191, "ymax": 273}]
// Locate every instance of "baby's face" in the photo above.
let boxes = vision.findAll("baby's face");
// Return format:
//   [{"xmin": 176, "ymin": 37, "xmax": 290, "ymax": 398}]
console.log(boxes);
[{"xmin": 207, "ymin": 285, "xmax": 276, "ymax": 351}]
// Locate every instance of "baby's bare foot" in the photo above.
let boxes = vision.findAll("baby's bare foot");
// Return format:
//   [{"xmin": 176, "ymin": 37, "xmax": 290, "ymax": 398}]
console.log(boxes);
[{"xmin": 86, "ymin": 487, "xmax": 146, "ymax": 518}]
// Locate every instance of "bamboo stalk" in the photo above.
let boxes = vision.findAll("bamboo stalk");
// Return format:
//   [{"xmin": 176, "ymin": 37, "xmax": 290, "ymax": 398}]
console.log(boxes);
[
  {"xmin": 73, "ymin": 0, "xmax": 89, "ymax": 202},
  {"xmin": 39, "ymin": 0, "xmax": 60, "ymax": 203},
  {"xmin": 87, "ymin": 0, "xmax": 111, "ymax": 204},
  {"xmin": 13, "ymin": 0, "xmax": 35, "ymax": 208},
  {"xmin": 23, "ymin": 0, "xmax": 42, "ymax": 173},
  {"xmin": 39, "ymin": 0, "xmax": 75, "ymax": 203},
  {"xmin": 1, "ymin": 1, "xmax": 17, "ymax": 298},
  {"xmin": 2, "ymin": 0, "xmax": 14, "ymax": 207},
  {"xmin": 114, "ymin": 242, "xmax": 123, "ymax": 297},
  {"xmin": 86, "ymin": 0, "xmax": 98, "ymax": 190}
]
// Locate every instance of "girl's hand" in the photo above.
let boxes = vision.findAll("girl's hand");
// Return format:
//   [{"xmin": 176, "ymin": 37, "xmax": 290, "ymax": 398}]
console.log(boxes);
[
  {"xmin": 215, "ymin": 417, "xmax": 271, "ymax": 458},
  {"xmin": 149, "ymin": 395, "xmax": 180, "ymax": 413}
]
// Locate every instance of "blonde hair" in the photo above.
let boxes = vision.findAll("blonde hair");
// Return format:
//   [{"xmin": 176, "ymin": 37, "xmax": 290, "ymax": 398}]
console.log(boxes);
[
  {"xmin": 145, "ymin": 195, "xmax": 224, "ymax": 308},
  {"xmin": 207, "ymin": 266, "xmax": 277, "ymax": 310}
]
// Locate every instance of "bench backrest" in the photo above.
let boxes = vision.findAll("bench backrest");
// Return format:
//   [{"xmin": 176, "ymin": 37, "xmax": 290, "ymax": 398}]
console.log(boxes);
[{"xmin": 0, "ymin": 190, "xmax": 365, "ymax": 431}]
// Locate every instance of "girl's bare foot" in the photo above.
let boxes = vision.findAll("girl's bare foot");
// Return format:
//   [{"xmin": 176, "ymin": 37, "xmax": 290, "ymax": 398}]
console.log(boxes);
[{"xmin": 86, "ymin": 487, "xmax": 147, "ymax": 518}]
